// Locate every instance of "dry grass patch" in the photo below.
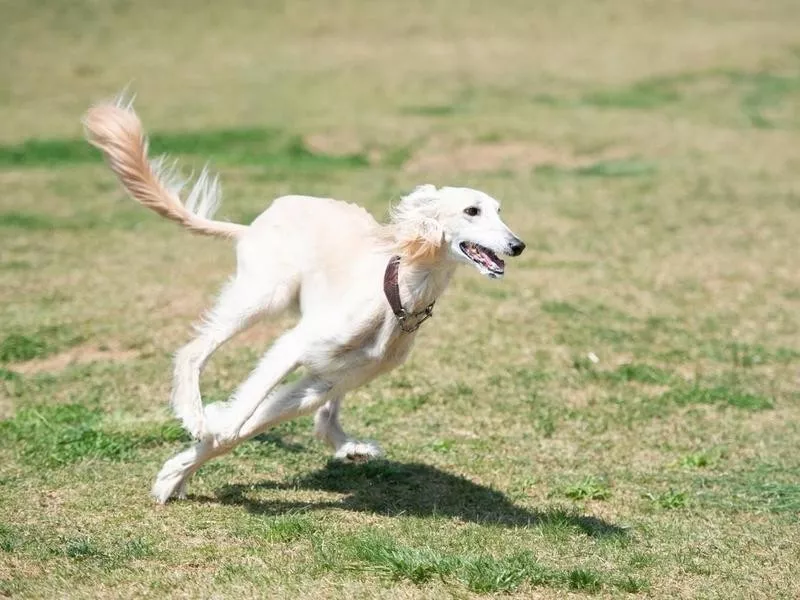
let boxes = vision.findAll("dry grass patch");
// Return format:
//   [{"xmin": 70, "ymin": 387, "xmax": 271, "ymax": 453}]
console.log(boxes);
[
  {"xmin": 2, "ymin": 0, "xmax": 800, "ymax": 598},
  {"xmin": 8, "ymin": 343, "xmax": 139, "ymax": 376},
  {"xmin": 404, "ymin": 138, "xmax": 632, "ymax": 175}
]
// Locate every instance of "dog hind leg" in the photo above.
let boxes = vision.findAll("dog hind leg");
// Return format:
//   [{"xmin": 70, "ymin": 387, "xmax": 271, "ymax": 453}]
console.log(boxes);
[
  {"xmin": 152, "ymin": 376, "xmax": 331, "ymax": 503},
  {"xmin": 171, "ymin": 275, "xmax": 293, "ymax": 439},
  {"xmin": 313, "ymin": 397, "xmax": 383, "ymax": 462}
]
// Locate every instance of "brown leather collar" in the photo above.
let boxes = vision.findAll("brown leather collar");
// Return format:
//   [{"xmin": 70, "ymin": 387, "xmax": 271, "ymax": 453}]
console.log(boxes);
[{"xmin": 383, "ymin": 255, "xmax": 435, "ymax": 333}]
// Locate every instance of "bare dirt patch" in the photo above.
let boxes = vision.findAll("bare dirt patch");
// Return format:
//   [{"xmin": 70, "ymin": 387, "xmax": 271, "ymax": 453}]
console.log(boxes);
[
  {"xmin": 404, "ymin": 140, "xmax": 629, "ymax": 174},
  {"xmin": 304, "ymin": 132, "xmax": 364, "ymax": 157},
  {"xmin": 9, "ymin": 343, "xmax": 139, "ymax": 375},
  {"xmin": 304, "ymin": 132, "xmax": 387, "ymax": 165}
]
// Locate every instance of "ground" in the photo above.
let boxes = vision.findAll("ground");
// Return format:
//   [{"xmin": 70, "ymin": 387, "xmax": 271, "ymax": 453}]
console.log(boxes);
[{"xmin": 1, "ymin": 1, "xmax": 800, "ymax": 598}]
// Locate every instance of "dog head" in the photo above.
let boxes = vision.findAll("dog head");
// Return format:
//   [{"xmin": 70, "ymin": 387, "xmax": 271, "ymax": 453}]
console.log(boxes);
[{"xmin": 392, "ymin": 185, "xmax": 525, "ymax": 278}]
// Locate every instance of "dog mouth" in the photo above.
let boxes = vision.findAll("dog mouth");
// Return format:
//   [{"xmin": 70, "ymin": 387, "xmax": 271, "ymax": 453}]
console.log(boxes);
[{"xmin": 459, "ymin": 242, "xmax": 505, "ymax": 277}]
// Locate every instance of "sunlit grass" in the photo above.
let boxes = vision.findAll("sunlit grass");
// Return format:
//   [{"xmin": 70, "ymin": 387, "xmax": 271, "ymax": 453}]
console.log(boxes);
[{"xmin": 1, "ymin": 0, "xmax": 799, "ymax": 598}]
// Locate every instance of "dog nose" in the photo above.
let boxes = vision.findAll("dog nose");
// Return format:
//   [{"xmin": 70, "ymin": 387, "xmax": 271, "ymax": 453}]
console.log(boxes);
[{"xmin": 509, "ymin": 239, "xmax": 526, "ymax": 257}]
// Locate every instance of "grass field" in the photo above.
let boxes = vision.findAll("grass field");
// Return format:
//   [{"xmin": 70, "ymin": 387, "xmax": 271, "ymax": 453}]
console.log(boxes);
[{"xmin": 2, "ymin": 1, "xmax": 800, "ymax": 597}]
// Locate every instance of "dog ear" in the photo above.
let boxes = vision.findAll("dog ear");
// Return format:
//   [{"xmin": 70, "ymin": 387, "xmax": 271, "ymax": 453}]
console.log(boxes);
[
  {"xmin": 404, "ymin": 184, "xmax": 438, "ymax": 208},
  {"xmin": 398, "ymin": 222, "xmax": 444, "ymax": 263},
  {"xmin": 390, "ymin": 184, "xmax": 445, "ymax": 263},
  {"xmin": 398, "ymin": 209, "xmax": 444, "ymax": 264}
]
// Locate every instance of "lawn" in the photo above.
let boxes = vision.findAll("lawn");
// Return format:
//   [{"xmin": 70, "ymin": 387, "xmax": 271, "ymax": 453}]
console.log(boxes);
[{"xmin": 1, "ymin": 1, "xmax": 800, "ymax": 598}]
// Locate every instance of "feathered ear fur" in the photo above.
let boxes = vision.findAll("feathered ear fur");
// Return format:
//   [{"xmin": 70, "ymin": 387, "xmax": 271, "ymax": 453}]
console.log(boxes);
[{"xmin": 389, "ymin": 185, "xmax": 445, "ymax": 263}]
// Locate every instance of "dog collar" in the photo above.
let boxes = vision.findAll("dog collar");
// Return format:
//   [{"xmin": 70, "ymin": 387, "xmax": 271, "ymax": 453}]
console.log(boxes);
[{"xmin": 383, "ymin": 255, "xmax": 435, "ymax": 333}]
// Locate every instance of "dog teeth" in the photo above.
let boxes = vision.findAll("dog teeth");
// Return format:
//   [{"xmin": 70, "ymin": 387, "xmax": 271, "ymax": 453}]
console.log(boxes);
[{"xmin": 462, "ymin": 242, "xmax": 505, "ymax": 272}]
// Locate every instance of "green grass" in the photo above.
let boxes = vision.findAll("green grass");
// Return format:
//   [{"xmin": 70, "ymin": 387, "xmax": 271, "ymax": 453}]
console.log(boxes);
[
  {"xmin": 0, "ymin": 326, "xmax": 84, "ymax": 363},
  {"xmin": 0, "ymin": 403, "xmax": 189, "ymax": 468},
  {"xmin": 0, "ymin": 524, "xmax": 19, "ymax": 553},
  {"xmin": 540, "ymin": 67, "xmax": 800, "ymax": 129},
  {"xmin": 0, "ymin": 525, "xmax": 155, "ymax": 566},
  {"xmin": 232, "ymin": 512, "xmax": 317, "ymax": 543},
  {"xmin": 0, "ymin": 211, "xmax": 64, "ymax": 231},
  {"xmin": 536, "ymin": 159, "xmax": 658, "ymax": 178},
  {"xmin": 1, "ymin": 0, "xmax": 800, "ymax": 598},
  {"xmin": 595, "ymin": 363, "xmax": 675, "ymax": 385},
  {"xmin": 560, "ymin": 477, "xmax": 613, "ymax": 502},
  {"xmin": 659, "ymin": 384, "xmax": 774, "ymax": 411},
  {"xmin": 697, "ymin": 464, "xmax": 800, "ymax": 514},
  {"xmin": 679, "ymin": 451, "xmax": 716, "ymax": 469},
  {"xmin": 0, "ymin": 128, "xmax": 370, "ymax": 170},
  {"xmin": 731, "ymin": 71, "xmax": 800, "ymax": 129},
  {"xmin": 327, "ymin": 533, "xmax": 624, "ymax": 594},
  {"xmin": 581, "ymin": 76, "xmax": 684, "ymax": 109},
  {"xmin": 644, "ymin": 490, "xmax": 688, "ymax": 510}
]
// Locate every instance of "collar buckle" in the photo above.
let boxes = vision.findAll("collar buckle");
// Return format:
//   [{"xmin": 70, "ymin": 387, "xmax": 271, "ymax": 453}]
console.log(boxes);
[{"xmin": 396, "ymin": 302, "xmax": 435, "ymax": 333}]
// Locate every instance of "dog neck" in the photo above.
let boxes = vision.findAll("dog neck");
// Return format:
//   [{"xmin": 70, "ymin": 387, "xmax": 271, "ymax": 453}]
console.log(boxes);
[
  {"xmin": 377, "ymin": 224, "xmax": 457, "ymax": 317},
  {"xmin": 397, "ymin": 256, "xmax": 456, "ymax": 314}
]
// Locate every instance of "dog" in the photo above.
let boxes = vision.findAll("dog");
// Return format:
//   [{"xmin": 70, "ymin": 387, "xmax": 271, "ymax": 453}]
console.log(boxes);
[{"xmin": 83, "ymin": 97, "xmax": 525, "ymax": 503}]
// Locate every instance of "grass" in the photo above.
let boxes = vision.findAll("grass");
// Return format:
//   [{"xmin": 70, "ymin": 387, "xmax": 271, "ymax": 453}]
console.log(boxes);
[
  {"xmin": 659, "ymin": 384, "xmax": 774, "ymax": 411},
  {"xmin": 537, "ymin": 159, "xmax": 658, "ymax": 179},
  {"xmin": 539, "ymin": 67, "xmax": 800, "ymax": 130},
  {"xmin": 328, "ymin": 533, "xmax": 617, "ymax": 593},
  {"xmin": 0, "ymin": 127, "xmax": 370, "ymax": 171},
  {"xmin": 1, "ymin": 0, "xmax": 800, "ymax": 598},
  {"xmin": 644, "ymin": 490, "xmax": 688, "ymax": 510},
  {"xmin": 0, "ymin": 403, "xmax": 189, "ymax": 467},
  {"xmin": 0, "ymin": 326, "xmax": 84, "ymax": 363},
  {"xmin": 560, "ymin": 477, "xmax": 613, "ymax": 502}
]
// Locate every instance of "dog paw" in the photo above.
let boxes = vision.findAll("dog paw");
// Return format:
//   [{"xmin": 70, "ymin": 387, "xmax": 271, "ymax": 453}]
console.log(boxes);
[
  {"xmin": 151, "ymin": 468, "xmax": 186, "ymax": 504},
  {"xmin": 334, "ymin": 440, "xmax": 383, "ymax": 463},
  {"xmin": 174, "ymin": 479, "xmax": 189, "ymax": 501},
  {"xmin": 151, "ymin": 450, "xmax": 198, "ymax": 504}
]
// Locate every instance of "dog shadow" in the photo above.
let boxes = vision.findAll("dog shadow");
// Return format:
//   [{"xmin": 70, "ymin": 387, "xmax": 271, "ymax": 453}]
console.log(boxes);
[{"xmin": 211, "ymin": 460, "xmax": 627, "ymax": 538}]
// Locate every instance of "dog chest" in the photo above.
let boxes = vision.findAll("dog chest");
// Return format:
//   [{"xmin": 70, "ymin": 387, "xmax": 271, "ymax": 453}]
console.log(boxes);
[{"xmin": 314, "ymin": 315, "xmax": 417, "ymax": 388}]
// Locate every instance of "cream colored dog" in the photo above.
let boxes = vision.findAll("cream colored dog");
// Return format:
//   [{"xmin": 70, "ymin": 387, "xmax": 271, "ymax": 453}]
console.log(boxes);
[{"xmin": 83, "ymin": 97, "xmax": 525, "ymax": 503}]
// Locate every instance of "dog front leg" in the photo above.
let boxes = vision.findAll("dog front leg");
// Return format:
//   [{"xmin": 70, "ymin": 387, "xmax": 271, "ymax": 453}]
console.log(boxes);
[
  {"xmin": 204, "ymin": 329, "xmax": 305, "ymax": 442},
  {"xmin": 236, "ymin": 375, "xmax": 333, "ymax": 439}
]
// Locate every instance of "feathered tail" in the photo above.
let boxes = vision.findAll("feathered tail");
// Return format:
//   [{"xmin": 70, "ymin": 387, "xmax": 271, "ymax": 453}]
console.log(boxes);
[{"xmin": 82, "ymin": 96, "xmax": 247, "ymax": 239}]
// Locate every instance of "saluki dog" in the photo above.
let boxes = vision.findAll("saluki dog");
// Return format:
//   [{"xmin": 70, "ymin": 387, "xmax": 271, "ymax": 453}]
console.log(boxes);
[{"xmin": 83, "ymin": 97, "xmax": 526, "ymax": 503}]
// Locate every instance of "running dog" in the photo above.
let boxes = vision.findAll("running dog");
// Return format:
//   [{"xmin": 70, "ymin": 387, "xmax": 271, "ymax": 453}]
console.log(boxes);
[{"xmin": 83, "ymin": 97, "xmax": 525, "ymax": 503}]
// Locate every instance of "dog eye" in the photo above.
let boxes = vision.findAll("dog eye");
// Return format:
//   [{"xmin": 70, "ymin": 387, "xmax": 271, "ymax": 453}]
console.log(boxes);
[{"xmin": 464, "ymin": 206, "xmax": 480, "ymax": 217}]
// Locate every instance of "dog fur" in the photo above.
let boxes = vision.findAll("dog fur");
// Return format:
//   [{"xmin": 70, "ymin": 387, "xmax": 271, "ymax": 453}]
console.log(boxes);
[{"xmin": 83, "ymin": 97, "xmax": 525, "ymax": 503}]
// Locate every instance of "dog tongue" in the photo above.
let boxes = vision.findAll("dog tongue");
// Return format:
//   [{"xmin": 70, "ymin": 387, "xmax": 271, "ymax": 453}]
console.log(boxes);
[{"xmin": 477, "ymin": 246, "xmax": 504, "ymax": 271}]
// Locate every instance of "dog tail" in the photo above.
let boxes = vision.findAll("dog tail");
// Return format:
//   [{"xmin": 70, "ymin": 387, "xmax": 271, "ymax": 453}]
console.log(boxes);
[{"xmin": 82, "ymin": 96, "xmax": 248, "ymax": 240}]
